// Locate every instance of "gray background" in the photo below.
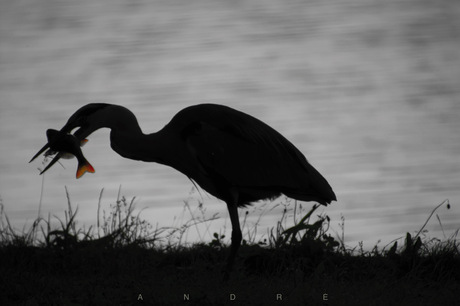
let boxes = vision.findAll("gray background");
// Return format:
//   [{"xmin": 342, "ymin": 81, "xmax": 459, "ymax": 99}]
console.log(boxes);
[{"xmin": 1, "ymin": 0, "xmax": 459, "ymax": 248}]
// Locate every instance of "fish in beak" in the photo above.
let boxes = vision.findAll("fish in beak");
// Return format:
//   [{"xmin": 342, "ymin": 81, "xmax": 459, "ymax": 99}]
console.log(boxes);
[{"xmin": 30, "ymin": 129, "xmax": 95, "ymax": 179}]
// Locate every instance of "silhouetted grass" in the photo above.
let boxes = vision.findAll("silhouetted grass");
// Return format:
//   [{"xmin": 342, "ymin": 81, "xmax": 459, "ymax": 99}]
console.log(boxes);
[{"xmin": 0, "ymin": 195, "xmax": 459, "ymax": 305}]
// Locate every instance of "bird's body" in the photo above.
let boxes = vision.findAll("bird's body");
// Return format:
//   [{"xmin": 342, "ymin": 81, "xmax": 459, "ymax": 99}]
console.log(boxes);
[
  {"xmin": 108, "ymin": 104, "xmax": 335, "ymax": 206},
  {"xmin": 31, "ymin": 103, "xmax": 336, "ymax": 278}
]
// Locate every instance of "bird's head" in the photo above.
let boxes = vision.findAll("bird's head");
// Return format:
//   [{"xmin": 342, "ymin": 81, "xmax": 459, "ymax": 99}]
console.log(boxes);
[{"xmin": 29, "ymin": 103, "xmax": 114, "ymax": 175}]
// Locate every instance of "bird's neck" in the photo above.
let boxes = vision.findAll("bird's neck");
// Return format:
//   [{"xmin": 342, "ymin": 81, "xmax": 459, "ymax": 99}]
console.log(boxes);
[
  {"xmin": 109, "ymin": 128, "xmax": 169, "ymax": 163},
  {"xmin": 99, "ymin": 104, "xmax": 184, "ymax": 170}
]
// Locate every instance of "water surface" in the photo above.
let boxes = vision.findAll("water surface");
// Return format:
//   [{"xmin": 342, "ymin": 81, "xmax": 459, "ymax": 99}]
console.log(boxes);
[{"xmin": 1, "ymin": 0, "xmax": 459, "ymax": 248}]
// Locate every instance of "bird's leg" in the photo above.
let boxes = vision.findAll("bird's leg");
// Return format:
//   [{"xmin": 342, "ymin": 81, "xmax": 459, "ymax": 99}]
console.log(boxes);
[{"xmin": 223, "ymin": 196, "xmax": 242, "ymax": 281}]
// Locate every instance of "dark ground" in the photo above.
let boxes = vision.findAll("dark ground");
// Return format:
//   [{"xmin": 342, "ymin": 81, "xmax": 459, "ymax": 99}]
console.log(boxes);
[{"xmin": 1, "ymin": 240, "xmax": 459, "ymax": 305}]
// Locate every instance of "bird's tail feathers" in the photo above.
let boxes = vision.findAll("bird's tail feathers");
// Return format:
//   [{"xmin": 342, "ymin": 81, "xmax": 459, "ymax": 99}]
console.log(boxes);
[{"xmin": 288, "ymin": 162, "xmax": 336, "ymax": 205}]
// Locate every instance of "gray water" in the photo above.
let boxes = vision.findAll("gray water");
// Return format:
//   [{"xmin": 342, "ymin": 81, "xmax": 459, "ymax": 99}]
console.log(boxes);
[{"xmin": 1, "ymin": 0, "xmax": 459, "ymax": 248}]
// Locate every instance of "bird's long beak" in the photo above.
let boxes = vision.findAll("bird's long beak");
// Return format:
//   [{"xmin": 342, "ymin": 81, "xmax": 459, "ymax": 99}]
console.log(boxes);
[
  {"xmin": 29, "ymin": 143, "xmax": 50, "ymax": 163},
  {"xmin": 39, "ymin": 152, "xmax": 64, "ymax": 175},
  {"xmin": 29, "ymin": 128, "xmax": 68, "ymax": 175}
]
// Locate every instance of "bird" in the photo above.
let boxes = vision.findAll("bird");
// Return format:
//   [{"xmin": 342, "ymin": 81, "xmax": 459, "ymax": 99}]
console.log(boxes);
[{"xmin": 30, "ymin": 103, "xmax": 336, "ymax": 277}]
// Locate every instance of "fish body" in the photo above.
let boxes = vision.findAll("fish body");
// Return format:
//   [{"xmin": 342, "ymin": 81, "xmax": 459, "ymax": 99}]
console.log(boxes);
[{"xmin": 45, "ymin": 129, "xmax": 95, "ymax": 178}]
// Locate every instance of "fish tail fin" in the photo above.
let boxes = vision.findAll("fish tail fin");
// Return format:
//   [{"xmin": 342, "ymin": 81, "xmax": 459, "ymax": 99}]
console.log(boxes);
[{"xmin": 76, "ymin": 159, "xmax": 95, "ymax": 179}]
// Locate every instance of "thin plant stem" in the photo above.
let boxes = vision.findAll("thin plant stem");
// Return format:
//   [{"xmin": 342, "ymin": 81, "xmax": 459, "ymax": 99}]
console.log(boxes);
[
  {"xmin": 414, "ymin": 199, "xmax": 449, "ymax": 241},
  {"xmin": 97, "ymin": 188, "xmax": 104, "ymax": 237}
]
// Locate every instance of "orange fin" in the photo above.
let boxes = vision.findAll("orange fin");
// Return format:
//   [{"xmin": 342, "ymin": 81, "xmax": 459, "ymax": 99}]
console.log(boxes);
[
  {"xmin": 76, "ymin": 161, "xmax": 95, "ymax": 179},
  {"xmin": 80, "ymin": 139, "xmax": 88, "ymax": 147}
]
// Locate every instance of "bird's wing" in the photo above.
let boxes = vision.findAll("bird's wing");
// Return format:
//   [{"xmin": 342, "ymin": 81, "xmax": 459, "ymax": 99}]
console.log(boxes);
[
  {"xmin": 173, "ymin": 104, "xmax": 336, "ymax": 204},
  {"xmin": 183, "ymin": 111, "xmax": 312, "ymax": 191}
]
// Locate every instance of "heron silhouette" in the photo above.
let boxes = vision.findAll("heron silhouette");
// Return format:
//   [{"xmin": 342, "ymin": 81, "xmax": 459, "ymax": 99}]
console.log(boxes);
[{"xmin": 30, "ymin": 103, "xmax": 336, "ymax": 278}]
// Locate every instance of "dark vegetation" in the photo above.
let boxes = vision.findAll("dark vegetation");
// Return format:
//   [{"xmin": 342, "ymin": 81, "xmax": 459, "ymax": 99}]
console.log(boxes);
[{"xmin": 0, "ymin": 193, "xmax": 458, "ymax": 306}]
